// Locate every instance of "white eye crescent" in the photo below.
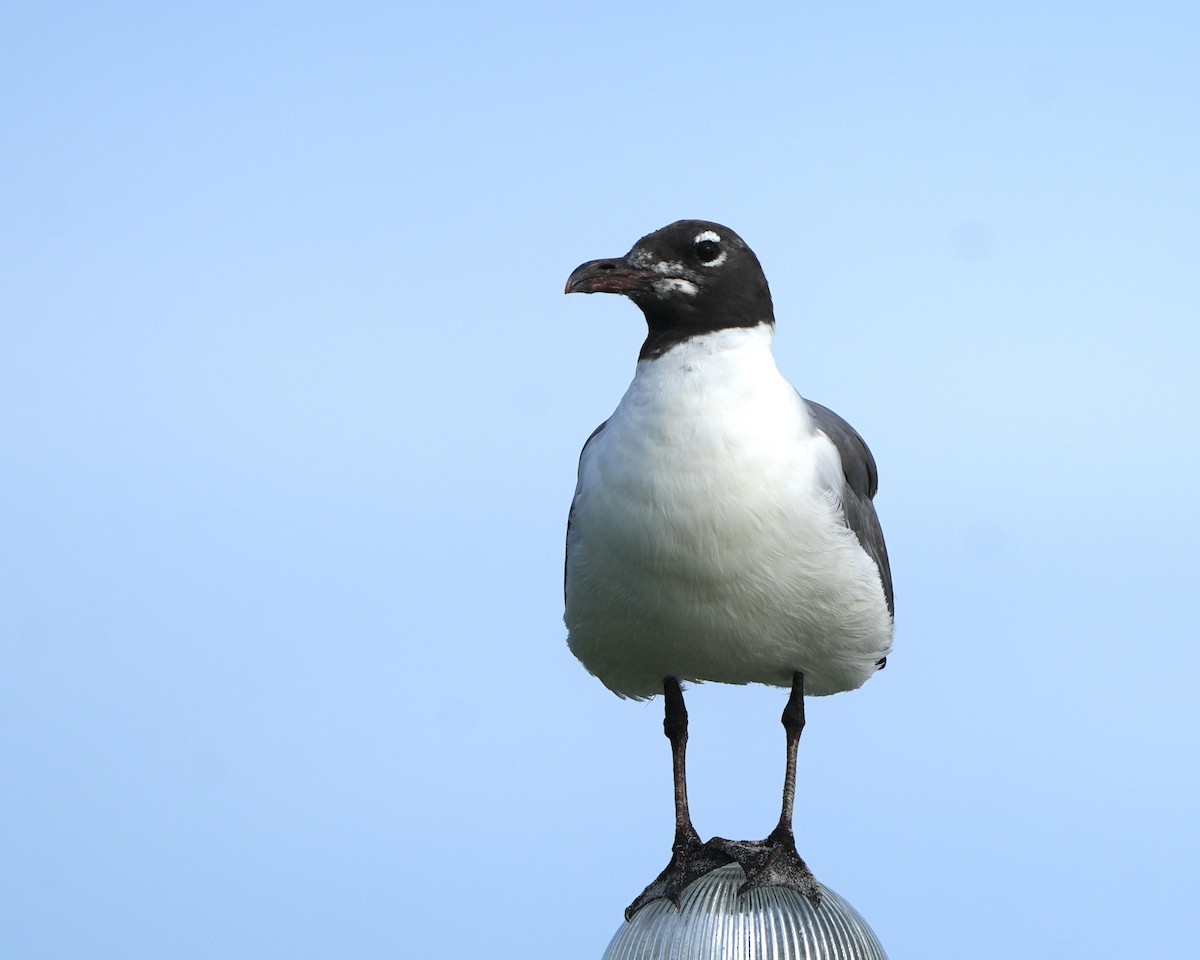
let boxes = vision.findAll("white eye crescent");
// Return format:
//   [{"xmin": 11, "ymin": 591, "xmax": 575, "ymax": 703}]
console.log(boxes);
[{"xmin": 692, "ymin": 230, "xmax": 726, "ymax": 266}]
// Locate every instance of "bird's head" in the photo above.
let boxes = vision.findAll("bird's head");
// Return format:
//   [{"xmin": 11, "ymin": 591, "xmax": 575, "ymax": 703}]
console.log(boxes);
[{"xmin": 565, "ymin": 220, "xmax": 775, "ymax": 359}]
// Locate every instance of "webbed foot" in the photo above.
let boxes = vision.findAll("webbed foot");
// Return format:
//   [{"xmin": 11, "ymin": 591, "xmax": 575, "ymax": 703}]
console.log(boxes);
[{"xmin": 705, "ymin": 827, "xmax": 822, "ymax": 906}]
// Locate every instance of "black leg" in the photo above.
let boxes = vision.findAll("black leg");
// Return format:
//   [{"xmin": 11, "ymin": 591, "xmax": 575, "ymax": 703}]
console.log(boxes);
[
  {"xmin": 624, "ymin": 678, "xmax": 733, "ymax": 920},
  {"xmin": 770, "ymin": 670, "xmax": 806, "ymax": 843},
  {"xmin": 663, "ymin": 676, "xmax": 700, "ymax": 851}
]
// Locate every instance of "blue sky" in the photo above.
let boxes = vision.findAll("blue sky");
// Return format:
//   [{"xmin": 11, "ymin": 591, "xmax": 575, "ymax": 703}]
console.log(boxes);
[{"xmin": 3, "ymin": 2, "xmax": 1198, "ymax": 957}]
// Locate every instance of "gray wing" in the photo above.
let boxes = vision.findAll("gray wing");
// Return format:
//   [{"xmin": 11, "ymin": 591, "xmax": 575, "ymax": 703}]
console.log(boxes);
[
  {"xmin": 806, "ymin": 399, "xmax": 894, "ymax": 617},
  {"xmin": 565, "ymin": 420, "xmax": 607, "ymax": 603}
]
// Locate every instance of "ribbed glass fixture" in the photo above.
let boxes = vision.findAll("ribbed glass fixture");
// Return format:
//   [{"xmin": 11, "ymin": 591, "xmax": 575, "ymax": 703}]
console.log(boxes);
[{"xmin": 601, "ymin": 865, "xmax": 888, "ymax": 960}]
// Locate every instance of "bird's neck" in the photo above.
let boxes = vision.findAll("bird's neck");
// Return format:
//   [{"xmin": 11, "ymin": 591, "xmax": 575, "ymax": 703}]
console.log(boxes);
[
  {"xmin": 632, "ymin": 322, "xmax": 781, "ymax": 385},
  {"xmin": 638, "ymin": 308, "xmax": 775, "ymax": 361}
]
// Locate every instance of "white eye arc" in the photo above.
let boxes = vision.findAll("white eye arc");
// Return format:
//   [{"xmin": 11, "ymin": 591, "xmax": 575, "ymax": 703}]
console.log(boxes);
[{"xmin": 692, "ymin": 230, "xmax": 727, "ymax": 267}]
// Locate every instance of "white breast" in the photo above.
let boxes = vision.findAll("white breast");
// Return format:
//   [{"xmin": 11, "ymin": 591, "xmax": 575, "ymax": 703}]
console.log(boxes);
[{"xmin": 565, "ymin": 324, "xmax": 892, "ymax": 699}]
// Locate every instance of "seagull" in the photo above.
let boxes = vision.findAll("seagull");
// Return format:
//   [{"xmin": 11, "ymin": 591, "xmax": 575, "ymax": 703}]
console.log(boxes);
[{"xmin": 563, "ymin": 220, "xmax": 894, "ymax": 920}]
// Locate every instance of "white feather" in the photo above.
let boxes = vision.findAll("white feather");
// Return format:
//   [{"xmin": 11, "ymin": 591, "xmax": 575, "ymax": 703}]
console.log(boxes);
[{"xmin": 565, "ymin": 324, "xmax": 892, "ymax": 699}]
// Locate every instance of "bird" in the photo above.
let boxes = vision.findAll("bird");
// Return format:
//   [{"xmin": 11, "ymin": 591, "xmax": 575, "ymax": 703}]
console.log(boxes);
[{"xmin": 562, "ymin": 220, "xmax": 894, "ymax": 920}]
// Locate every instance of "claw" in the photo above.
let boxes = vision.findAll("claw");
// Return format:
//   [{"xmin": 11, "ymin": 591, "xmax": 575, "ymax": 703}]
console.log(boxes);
[{"xmin": 624, "ymin": 837, "xmax": 735, "ymax": 920}]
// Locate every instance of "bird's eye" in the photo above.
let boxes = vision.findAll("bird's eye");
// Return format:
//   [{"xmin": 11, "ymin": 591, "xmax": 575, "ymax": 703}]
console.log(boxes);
[{"xmin": 694, "ymin": 239, "xmax": 721, "ymax": 264}]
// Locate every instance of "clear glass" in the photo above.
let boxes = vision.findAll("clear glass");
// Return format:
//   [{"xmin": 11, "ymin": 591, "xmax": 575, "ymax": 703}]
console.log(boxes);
[{"xmin": 601, "ymin": 865, "xmax": 888, "ymax": 960}]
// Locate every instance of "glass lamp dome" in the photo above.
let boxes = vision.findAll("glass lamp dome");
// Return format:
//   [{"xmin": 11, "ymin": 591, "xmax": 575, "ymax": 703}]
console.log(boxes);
[{"xmin": 601, "ymin": 865, "xmax": 888, "ymax": 960}]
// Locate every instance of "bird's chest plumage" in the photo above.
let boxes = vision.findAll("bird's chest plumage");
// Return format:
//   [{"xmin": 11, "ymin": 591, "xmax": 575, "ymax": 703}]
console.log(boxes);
[
  {"xmin": 565, "ymin": 328, "xmax": 892, "ymax": 699},
  {"xmin": 577, "ymin": 342, "xmax": 822, "ymax": 578}
]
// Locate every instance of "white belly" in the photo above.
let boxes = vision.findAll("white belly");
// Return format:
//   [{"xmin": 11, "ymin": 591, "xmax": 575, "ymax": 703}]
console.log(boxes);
[{"xmin": 565, "ymin": 326, "xmax": 892, "ymax": 699}]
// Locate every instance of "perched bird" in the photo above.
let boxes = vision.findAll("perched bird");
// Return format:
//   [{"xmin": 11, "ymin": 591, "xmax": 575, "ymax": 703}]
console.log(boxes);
[{"xmin": 563, "ymin": 221, "xmax": 894, "ymax": 919}]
